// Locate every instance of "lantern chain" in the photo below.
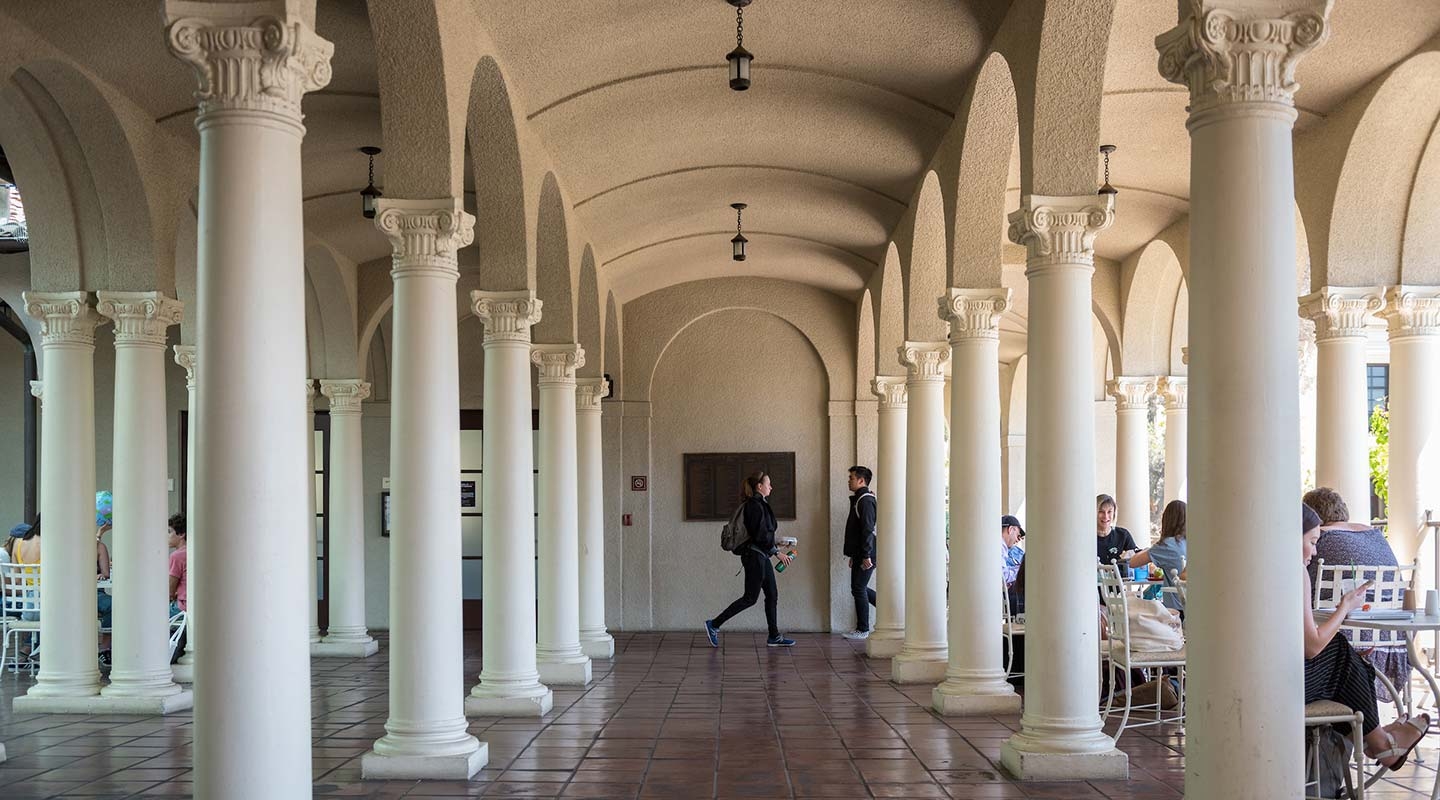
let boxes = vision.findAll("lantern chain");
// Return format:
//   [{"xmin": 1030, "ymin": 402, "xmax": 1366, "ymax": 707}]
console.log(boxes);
[{"xmin": 736, "ymin": 5, "xmax": 743, "ymax": 47}]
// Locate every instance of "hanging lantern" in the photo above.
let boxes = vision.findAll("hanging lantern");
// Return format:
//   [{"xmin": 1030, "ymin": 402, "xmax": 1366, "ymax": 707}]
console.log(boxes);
[
  {"xmin": 359, "ymin": 146, "xmax": 383, "ymax": 219},
  {"xmin": 731, "ymin": 203, "xmax": 748, "ymax": 261},
  {"xmin": 726, "ymin": 0, "xmax": 753, "ymax": 91},
  {"xmin": 1098, "ymin": 144, "xmax": 1118, "ymax": 197}
]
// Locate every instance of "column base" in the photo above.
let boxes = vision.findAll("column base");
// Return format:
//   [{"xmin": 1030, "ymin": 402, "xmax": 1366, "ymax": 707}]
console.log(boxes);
[
  {"xmin": 866, "ymin": 631, "xmax": 903, "ymax": 659},
  {"xmin": 932, "ymin": 683, "xmax": 1021, "ymax": 716},
  {"xmin": 1000, "ymin": 741, "xmax": 1128, "ymax": 781},
  {"xmin": 18, "ymin": 690, "xmax": 193, "ymax": 715},
  {"xmin": 537, "ymin": 655, "xmax": 592, "ymax": 686},
  {"xmin": 891, "ymin": 650, "xmax": 947, "ymax": 684},
  {"xmin": 580, "ymin": 633, "xmax": 614, "ymax": 659},
  {"xmin": 171, "ymin": 662, "xmax": 194, "ymax": 683},
  {"xmin": 466, "ymin": 684, "xmax": 554, "ymax": 718},
  {"xmin": 362, "ymin": 742, "xmax": 487, "ymax": 780},
  {"xmin": 312, "ymin": 638, "xmax": 380, "ymax": 658}
]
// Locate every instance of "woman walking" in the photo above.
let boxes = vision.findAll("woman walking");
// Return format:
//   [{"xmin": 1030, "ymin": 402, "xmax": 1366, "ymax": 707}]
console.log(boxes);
[{"xmin": 704, "ymin": 471, "xmax": 794, "ymax": 647}]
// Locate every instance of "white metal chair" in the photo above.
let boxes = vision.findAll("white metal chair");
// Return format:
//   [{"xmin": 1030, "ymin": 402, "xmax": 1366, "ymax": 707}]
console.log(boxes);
[
  {"xmin": 1002, "ymin": 581, "xmax": 1023, "ymax": 681},
  {"xmin": 168, "ymin": 611, "xmax": 186, "ymax": 663},
  {"xmin": 1099, "ymin": 563, "xmax": 1186, "ymax": 741},
  {"xmin": 1164, "ymin": 568, "xmax": 1187, "ymax": 611},
  {"xmin": 1304, "ymin": 701, "xmax": 1366, "ymax": 800},
  {"xmin": 1314, "ymin": 559, "xmax": 1416, "ymax": 717},
  {"xmin": 0, "ymin": 561, "xmax": 40, "ymax": 672}
]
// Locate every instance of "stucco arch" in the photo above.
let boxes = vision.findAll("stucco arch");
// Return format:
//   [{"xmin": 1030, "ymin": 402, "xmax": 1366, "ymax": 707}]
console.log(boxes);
[
  {"xmin": 874, "ymin": 243, "xmax": 906, "ymax": 375},
  {"xmin": 625, "ymin": 278, "xmax": 854, "ymax": 404},
  {"xmin": 856, "ymin": 289, "xmax": 876, "ymax": 402},
  {"xmin": 1402, "ymin": 113, "xmax": 1440, "ymax": 285},
  {"xmin": 303, "ymin": 241, "xmax": 359, "ymax": 378},
  {"xmin": 173, "ymin": 192, "xmax": 198, "ymax": 344},
  {"xmin": 1092, "ymin": 305, "xmax": 1122, "ymax": 400},
  {"xmin": 466, "ymin": 56, "xmax": 530, "ymax": 291},
  {"xmin": 901, "ymin": 171, "xmax": 948, "ymax": 342},
  {"xmin": 532, "ymin": 172, "xmax": 575, "ymax": 344},
  {"xmin": 1121, "ymin": 239, "xmax": 1184, "ymax": 377},
  {"xmin": 576, "ymin": 245, "xmax": 602, "ymax": 378},
  {"xmin": 603, "ymin": 290, "xmax": 622, "ymax": 399},
  {"xmin": 949, "ymin": 51, "xmax": 1018, "ymax": 290},
  {"xmin": 1005, "ymin": 354, "xmax": 1028, "ymax": 438}
]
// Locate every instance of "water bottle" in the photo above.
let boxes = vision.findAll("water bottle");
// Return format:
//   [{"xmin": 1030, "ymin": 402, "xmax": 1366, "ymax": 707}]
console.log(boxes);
[{"xmin": 774, "ymin": 537, "xmax": 798, "ymax": 573}]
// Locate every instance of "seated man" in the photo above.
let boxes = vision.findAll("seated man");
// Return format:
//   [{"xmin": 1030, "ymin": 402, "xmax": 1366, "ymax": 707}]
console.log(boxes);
[{"xmin": 1001, "ymin": 515, "xmax": 1025, "ymax": 585}]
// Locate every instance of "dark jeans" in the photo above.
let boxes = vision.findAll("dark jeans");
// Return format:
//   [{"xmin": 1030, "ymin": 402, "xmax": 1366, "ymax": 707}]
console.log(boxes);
[
  {"xmin": 712, "ymin": 548, "xmax": 779, "ymax": 638},
  {"xmin": 850, "ymin": 561, "xmax": 876, "ymax": 631}
]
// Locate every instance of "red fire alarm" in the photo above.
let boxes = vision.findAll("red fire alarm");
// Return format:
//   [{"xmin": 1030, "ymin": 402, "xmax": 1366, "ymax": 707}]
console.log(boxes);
[{"xmin": 622, "ymin": 513, "xmax": 632, "ymax": 527}]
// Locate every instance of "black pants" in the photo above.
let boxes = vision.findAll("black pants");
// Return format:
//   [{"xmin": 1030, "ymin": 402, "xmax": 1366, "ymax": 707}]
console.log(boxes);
[
  {"xmin": 712, "ymin": 548, "xmax": 779, "ymax": 638},
  {"xmin": 850, "ymin": 561, "xmax": 876, "ymax": 631},
  {"xmin": 1306, "ymin": 634, "xmax": 1379, "ymax": 734}
]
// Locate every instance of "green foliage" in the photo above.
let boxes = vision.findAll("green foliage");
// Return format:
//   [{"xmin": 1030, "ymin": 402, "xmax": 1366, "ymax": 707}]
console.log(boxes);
[{"xmin": 1369, "ymin": 399, "xmax": 1389, "ymax": 514}]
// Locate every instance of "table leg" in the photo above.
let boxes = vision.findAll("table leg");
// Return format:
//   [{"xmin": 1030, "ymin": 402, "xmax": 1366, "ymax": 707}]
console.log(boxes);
[{"xmin": 1402, "ymin": 632, "xmax": 1439, "ymax": 787}]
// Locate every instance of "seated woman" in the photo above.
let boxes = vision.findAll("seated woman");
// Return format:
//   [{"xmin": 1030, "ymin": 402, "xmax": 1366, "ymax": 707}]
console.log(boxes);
[
  {"xmin": 1303, "ymin": 502, "xmax": 1429, "ymax": 768},
  {"xmin": 1304, "ymin": 486, "xmax": 1408, "ymax": 697},
  {"xmin": 1130, "ymin": 500, "xmax": 1187, "ymax": 612}
]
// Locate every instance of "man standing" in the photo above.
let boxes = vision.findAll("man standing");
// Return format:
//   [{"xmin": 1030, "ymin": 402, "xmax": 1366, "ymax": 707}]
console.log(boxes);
[
  {"xmin": 842, "ymin": 466, "xmax": 878, "ymax": 640},
  {"xmin": 1001, "ymin": 514, "xmax": 1025, "ymax": 585}
]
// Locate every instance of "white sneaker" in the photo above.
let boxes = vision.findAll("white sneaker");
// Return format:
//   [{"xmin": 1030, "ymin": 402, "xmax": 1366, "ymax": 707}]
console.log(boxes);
[{"xmin": 842, "ymin": 629, "xmax": 871, "ymax": 640}]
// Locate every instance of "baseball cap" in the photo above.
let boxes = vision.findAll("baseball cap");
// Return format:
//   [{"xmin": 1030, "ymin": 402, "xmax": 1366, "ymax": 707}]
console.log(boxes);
[
  {"xmin": 1001, "ymin": 515, "xmax": 1025, "ymax": 538},
  {"xmin": 8, "ymin": 523, "xmax": 31, "ymax": 538}
]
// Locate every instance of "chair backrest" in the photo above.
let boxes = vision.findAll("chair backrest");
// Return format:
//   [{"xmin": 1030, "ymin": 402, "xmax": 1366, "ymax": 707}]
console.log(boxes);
[
  {"xmin": 1098, "ymin": 563, "xmax": 1130, "ymax": 652},
  {"xmin": 1167, "ymin": 568, "xmax": 1187, "ymax": 608},
  {"xmin": 0, "ymin": 561, "xmax": 40, "ymax": 618},
  {"xmin": 1314, "ymin": 559, "xmax": 1412, "ymax": 610},
  {"xmin": 168, "ymin": 611, "xmax": 186, "ymax": 661}
]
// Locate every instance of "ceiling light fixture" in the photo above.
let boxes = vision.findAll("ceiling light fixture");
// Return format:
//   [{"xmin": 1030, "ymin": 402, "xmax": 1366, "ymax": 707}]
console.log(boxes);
[
  {"xmin": 725, "ymin": 0, "xmax": 753, "ymax": 91},
  {"xmin": 1098, "ymin": 144, "xmax": 1118, "ymax": 196},
  {"xmin": 731, "ymin": 203, "xmax": 748, "ymax": 262},
  {"xmin": 359, "ymin": 146, "xmax": 383, "ymax": 219}
]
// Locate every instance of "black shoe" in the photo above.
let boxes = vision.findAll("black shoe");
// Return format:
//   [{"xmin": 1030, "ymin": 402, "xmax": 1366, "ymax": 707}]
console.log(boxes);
[{"xmin": 98, "ymin": 651, "xmax": 111, "ymax": 668}]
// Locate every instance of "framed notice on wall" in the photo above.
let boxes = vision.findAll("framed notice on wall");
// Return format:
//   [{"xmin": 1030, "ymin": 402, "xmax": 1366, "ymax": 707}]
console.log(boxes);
[{"xmin": 683, "ymin": 452, "xmax": 796, "ymax": 521}]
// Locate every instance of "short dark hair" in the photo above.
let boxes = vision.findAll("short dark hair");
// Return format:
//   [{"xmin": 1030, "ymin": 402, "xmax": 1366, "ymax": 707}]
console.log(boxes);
[
  {"xmin": 848, "ymin": 466, "xmax": 872, "ymax": 485},
  {"xmin": 1302, "ymin": 487, "xmax": 1350, "ymax": 524},
  {"xmin": 169, "ymin": 514, "xmax": 187, "ymax": 536}
]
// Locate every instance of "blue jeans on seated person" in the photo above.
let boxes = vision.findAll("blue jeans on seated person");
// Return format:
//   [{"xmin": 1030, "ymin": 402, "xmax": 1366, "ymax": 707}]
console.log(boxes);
[{"xmin": 97, "ymin": 590, "xmax": 112, "ymax": 628}]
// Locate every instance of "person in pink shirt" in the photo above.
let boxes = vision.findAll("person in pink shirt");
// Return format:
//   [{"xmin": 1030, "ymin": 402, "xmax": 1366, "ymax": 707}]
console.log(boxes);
[{"xmin": 167, "ymin": 514, "xmax": 187, "ymax": 616}]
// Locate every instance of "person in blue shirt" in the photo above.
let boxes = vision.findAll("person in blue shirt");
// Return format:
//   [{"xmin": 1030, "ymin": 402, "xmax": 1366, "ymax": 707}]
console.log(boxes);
[
  {"xmin": 1001, "ymin": 515, "xmax": 1025, "ymax": 585},
  {"xmin": 1129, "ymin": 500, "xmax": 1186, "ymax": 611}
]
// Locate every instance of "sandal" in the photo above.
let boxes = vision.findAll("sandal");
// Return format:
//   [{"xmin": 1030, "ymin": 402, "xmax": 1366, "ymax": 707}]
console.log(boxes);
[{"xmin": 1373, "ymin": 713, "xmax": 1430, "ymax": 771}]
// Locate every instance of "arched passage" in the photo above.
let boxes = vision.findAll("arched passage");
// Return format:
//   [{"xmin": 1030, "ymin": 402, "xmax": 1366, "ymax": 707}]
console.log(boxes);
[
  {"xmin": 575, "ymin": 245, "xmax": 602, "ymax": 378},
  {"xmin": 949, "ymin": 51, "xmax": 1018, "ymax": 290},
  {"xmin": 902, "ymin": 171, "xmax": 948, "ymax": 341},
  {"xmin": 532, "ymin": 172, "xmax": 574, "ymax": 343},
  {"xmin": 874, "ymin": 243, "xmax": 905, "ymax": 375},
  {"xmin": 466, "ymin": 56, "xmax": 530, "ymax": 291}
]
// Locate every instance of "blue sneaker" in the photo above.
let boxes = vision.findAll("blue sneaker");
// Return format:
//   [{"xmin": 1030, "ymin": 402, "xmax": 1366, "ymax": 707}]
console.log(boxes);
[
  {"xmin": 767, "ymin": 636, "xmax": 795, "ymax": 647},
  {"xmin": 704, "ymin": 619, "xmax": 720, "ymax": 647}
]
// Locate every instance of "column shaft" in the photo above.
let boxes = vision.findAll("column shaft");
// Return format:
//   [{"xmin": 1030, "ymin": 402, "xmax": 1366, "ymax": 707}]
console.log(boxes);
[
  {"xmin": 934, "ymin": 289, "xmax": 1020, "ymax": 714},
  {"xmin": 15, "ymin": 293, "xmax": 102, "ymax": 706},
  {"xmin": 1384, "ymin": 289, "xmax": 1440, "ymax": 593},
  {"xmin": 173, "ymin": 346, "xmax": 198, "ymax": 682},
  {"xmin": 306, "ymin": 382, "xmax": 320, "ymax": 645},
  {"xmin": 1108, "ymin": 378, "xmax": 1156, "ymax": 536},
  {"xmin": 1159, "ymin": 377, "xmax": 1187, "ymax": 505},
  {"xmin": 1157, "ymin": 5, "xmax": 1332, "ymax": 795},
  {"xmin": 468, "ymin": 291, "xmax": 554, "ymax": 717},
  {"xmin": 866, "ymin": 378, "xmax": 907, "ymax": 659},
  {"xmin": 317, "ymin": 380, "xmax": 377, "ymax": 656},
  {"xmin": 533, "ymin": 345, "xmax": 590, "ymax": 685},
  {"xmin": 577, "ymin": 378, "xmax": 614, "ymax": 658},
  {"xmin": 1001, "ymin": 195, "xmax": 1127, "ymax": 779},
  {"xmin": 363, "ymin": 200, "xmax": 485, "ymax": 778},
  {"xmin": 891, "ymin": 342, "xmax": 949, "ymax": 684},
  {"xmin": 1302, "ymin": 288, "xmax": 1385, "ymax": 512}
]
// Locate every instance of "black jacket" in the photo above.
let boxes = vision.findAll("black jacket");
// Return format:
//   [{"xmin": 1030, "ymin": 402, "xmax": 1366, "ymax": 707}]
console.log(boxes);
[
  {"xmin": 741, "ymin": 494, "xmax": 778, "ymax": 555},
  {"xmin": 843, "ymin": 487, "xmax": 877, "ymax": 561}
]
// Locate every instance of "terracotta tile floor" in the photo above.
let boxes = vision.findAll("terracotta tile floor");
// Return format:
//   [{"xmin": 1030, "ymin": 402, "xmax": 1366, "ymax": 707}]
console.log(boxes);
[{"xmin": 0, "ymin": 632, "xmax": 1436, "ymax": 798}]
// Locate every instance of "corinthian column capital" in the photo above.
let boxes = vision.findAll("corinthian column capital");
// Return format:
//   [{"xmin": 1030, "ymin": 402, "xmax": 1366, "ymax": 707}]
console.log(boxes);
[
  {"xmin": 1107, "ymin": 377, "xmax": 1158, "ymax": 412},
  {"xmin": 376, "ymin": 199, "xmax": 475, "ymax": 280},
  {"xmin": 899, "ymin": 341, "xmax": 950, "ymax": 383},
  {"xmin": 304, "ymin": 378, "xmax": 316, "ymax": 413},
  {"xmin": 1156, "ymin": 0, "xmax": 1332, "ymax": 119},
  {"xmin": 871, "ymin": 376, "xmax": 908, "ymax": 410},
  {"xmin": 164, "ymin": 1, "xmax": 333, "ymax": 121},
  {"xmin": 29, "ymin": 380, "xmax": 42, "ymax": 412},
  {"xmin": 531, "ymin": 344, "xmax": 585, "ymax": 386},
  {"xmin": 576, "ymin": 378, "xmax": 610, "ymax": 412},
  {"xmin": 472, "ymin": 291, "xmax": 543, "ymax": 345},
  {"xmin": 1383, "ymin": 286, "xmax": 1440, "ymax": 339},
  {"xmin": 1158, "ymin": 376, "xmax": 1188, "ymax": 411},
  {"xmin": 319, "ymin": 379, "xmax": 371, "ymax": 415},
  {"xmin": 1007, "ymin": 195, "xmax": 1115, "ymax": 273},
  {"xmin": 1298, "ymin": 286, "xmax": 1385, "ymax": 341},
  {"xmin": 939, "ymin": 288, "xmax": 1011, "ymax": 343},
  {"xmin": 173, "ymin": 345, "xmax": 198, "ymax": 390},
  {"xmin": 23, "ymin": 291, "xmax": 102, "ymax": 348},
  {"xmin": 96, "ymin": 291, "xmax": 184, "ymax": 347}
]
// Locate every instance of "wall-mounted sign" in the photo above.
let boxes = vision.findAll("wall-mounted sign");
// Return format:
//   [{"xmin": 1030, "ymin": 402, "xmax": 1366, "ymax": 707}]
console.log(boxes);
[
  {"xmin": 460, "ymin": 480, "xmax": 477, "ymax": 508},
  {"xmin": 683, "ymin": 452, "xmax": 797, "ymax": 521},
  {"xmin": 630, "ymin": 476, "xmax": 648, "ymax": 492}
]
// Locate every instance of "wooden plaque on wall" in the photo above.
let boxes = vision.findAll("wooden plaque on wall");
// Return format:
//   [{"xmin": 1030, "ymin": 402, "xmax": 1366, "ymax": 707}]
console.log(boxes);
[{"xmin": 683, "ymin": 452, "xmax": 796, "ymax": 521}]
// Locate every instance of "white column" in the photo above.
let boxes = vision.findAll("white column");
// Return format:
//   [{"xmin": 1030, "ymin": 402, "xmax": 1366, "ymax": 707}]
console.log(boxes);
[
  {"xmin": 93, "ymin": 292, "xmax": 191, "ymax": 713},
  {"xmin": 532, "ymin": 344, "xmax": 591, "ymax": 685},
  {"xmin": 172, "ymin": 345, "xmax": 198, "ymax": 683},
  {"xmin": 577, "ymin": 377, "xmax": 614, "ymax": 659},
  {"xmin": 315, "ymin": 380, "xmax": 378, "ymax": 657},
  {"xmin": 1383, "ymin": 288, "xmax": 1440, "ymax": 595},
  {"xmin": 1000, "ymin": 195, "xmax": 1127, "ymax": 780},
  {"xmin": 866, "ymin": 377, "xmax": 907, "ymax": 659},
  {"xmin": 934, "ymin": 289, "xmax": 1021, "ymax": 715},
  {"xmin": 361, "ymin": 200, "xmax": 485, "ymax": 778},
  {"xmin": 1158, "ymin": 376, "xmax": 1188, "ymax": 504},
  {"xmin": 1300, "ymin": 287, "xmax": 1385, "ymax": 513},
  {"xmin": 13, "ymin": 293, "xmax": 103, "ymax": 712},
  {"xmin": 163, "ymin": 5, "xmax": 329, "ymax": 792},
  {"xmin": 467, "ymin": 291, "xmax": 554, "ymax": 717},
  {"xmin": 1107, "ymin": 377, "xmax": 1157, "ymax": 536},
  {"xmin": 306, "ymin": 380, "xmax": 320, "ymax": 648},
  {"xmin": 891, "ymin": 342, "xmax": 949, "ymax": 684},
  {"xmin": 1156, "ymin": 6, "xmax": 1331, "ymax": 796}
]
